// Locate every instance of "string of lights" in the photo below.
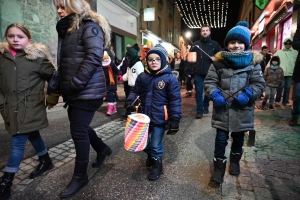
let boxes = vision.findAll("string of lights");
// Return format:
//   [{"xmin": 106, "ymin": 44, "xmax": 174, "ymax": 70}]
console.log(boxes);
[{"xmin": 175, "ymin": 0, "xmax": 228, "ymax": 28}]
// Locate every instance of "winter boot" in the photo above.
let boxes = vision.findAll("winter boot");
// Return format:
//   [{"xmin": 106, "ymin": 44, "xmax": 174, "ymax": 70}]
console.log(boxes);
[
  {"xmin": 29, "ymin": 152, "xmax": 53, "ymax": 179},
  {"xmin": 210, "ymin": 158, "xmax": 226, "ymax": 184},
  {"xmin": 106, "ymin": 103, "xmax": 114, "ymax": 115},
  {"xmin": 111, "ymin": 102, "xmax": 117, "ymax": 115},
  {"xmin": 261, "ymin": 101, "xmax": 266, "ymax": 110},
  {"xmin": 268, "ymin": 104, "xmax": 275, "ymax": 110},
  {"xmin": 92, "ymin": 145, "xmax": 112, "ymax": 168},
  {"xmin": 148, "ymin": 157, "xmax": 163, "ymax": 181},
  {"xmin": 0, "ymin": 172, "xmax": 15, "ymax": 200},
  {"xmin": 229, "ymin": 152, "xmax": 243, "ymax": 175},
  {"xmin": 289, "ymin": 117, "xmax": 298, "ymax": 126},
  {"xmin": 59, "ymin": 172, "xmax": 88, "ymax": 198},
  {"xmin": 145, "ymin": 154, "xmax": 154, "ymax": 167}
]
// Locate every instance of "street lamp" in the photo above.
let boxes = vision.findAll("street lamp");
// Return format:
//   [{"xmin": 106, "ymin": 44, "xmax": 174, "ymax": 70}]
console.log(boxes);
[{"xmin": 185, "ymin": 31, "xmax": 191, "ymax": 39}]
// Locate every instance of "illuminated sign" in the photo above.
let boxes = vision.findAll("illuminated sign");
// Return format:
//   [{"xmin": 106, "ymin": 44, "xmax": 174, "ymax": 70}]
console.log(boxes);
[
  {"xmin": 255, "ymin": 0, "xmax": 268, "ymax": 10},
  {"xmin": 144, "ymin": 8, "xmax": 155, "ymax": 22}
]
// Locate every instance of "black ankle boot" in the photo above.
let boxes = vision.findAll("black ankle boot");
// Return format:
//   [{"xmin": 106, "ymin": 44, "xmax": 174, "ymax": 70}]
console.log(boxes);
[
  {"xmin": 145, "ymin": 154, "xmax": 154, "ymax": 167},
  {"xmin": 148, "ymin": 157, "xmax": 163, "ymax": 181},
  {"xmin": 92, "ymin": 145, "xmax": 112, "ymax": 168},
  {"xmin": 210, "ymin": 158, "xmax": 226, "ymax": 184},
  {"xmin": 0, "ymin": 172, "xmax": 15, "ymax": 200},
  {"xmin": 59, "ymin": 173, "xmax": 88, "ymax": 198},
  {"xmin": 30, "ymin": 152, "xmax": 53, "ymax": 179},
  {"xmin": 229, "ymin": 152, "xmax": 242, "ymax": 175}
]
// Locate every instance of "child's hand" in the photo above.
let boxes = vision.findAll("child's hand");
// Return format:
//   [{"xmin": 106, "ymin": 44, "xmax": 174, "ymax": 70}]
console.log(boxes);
[
  {"xmin": 166, "ymin": 119, "xmax": 180, "ymax": 135},
  {"xmin": 234, "ymin": 87, "xmax": 253, "ymax": 106},
  {"xmin": 124, "ymin": 101, "xmax": 135, "ymax": 112},
  {"xmin": 210, "ymin": 89, "xmax": 227, "ymax": 107}
]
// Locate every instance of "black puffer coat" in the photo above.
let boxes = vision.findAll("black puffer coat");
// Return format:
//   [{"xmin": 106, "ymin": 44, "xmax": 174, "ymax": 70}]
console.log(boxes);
[
  {"xmin": 57, "ymin": 18, "xmax": 106, "ymax": 102},
  {"xmin": 292, "ymin": 23, "xmax": 300, "ymax": 83}
]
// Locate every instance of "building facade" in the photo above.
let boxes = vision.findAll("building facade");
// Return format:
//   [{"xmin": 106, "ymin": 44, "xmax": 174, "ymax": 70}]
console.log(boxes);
[{"xmin": 239, "ymin": 0, "xmax": 296, "ymax": 54}]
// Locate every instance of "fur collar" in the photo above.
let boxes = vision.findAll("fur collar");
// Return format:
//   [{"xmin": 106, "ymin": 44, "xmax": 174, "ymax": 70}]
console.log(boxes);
[
  {"xmin": 215, "ymin": 50, "xmax": 263, "ymax": 64},
  {"xmin": 0, "ymin": 42, "xmax": 49, "ymax": 60}
]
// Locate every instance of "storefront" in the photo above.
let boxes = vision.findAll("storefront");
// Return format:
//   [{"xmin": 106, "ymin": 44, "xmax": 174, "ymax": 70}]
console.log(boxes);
[{"xmin": 141, "ymin": 30, "xmax": 179, "ymax": 59}]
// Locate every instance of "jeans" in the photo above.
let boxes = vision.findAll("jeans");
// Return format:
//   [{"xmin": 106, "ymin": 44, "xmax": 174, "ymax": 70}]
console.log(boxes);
[
  {"xmin": 144, "ymin": 125, "xmax": 165, "ymax": 158},
  {"xmin": 194, "ymin": 75, "xmax": 209, "ymax": 113},
  {"xmin": 263, "ymin": 86, "xmax": 277, "ymax": 104},
  {"xmin": 68, "ymin": 106, "xmax": 106, "ymax": 175},
  {"xmin": 275, "ymin": 76, "xmax": 293, "ymax": 104},
  {"xmin": 291, "ymin": 82, "xmax": 300, "ymax": 118},
  {"xmin": 214, "ymin": 129, "xmax": 244, "ymax": 159},
  {"xmin": 5, "ymin": 131, "xmax": 47, "ymax": 173}
]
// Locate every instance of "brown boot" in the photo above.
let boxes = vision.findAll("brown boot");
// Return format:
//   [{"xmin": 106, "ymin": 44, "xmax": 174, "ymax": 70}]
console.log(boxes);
[{"xmin": 289, "ymin": 117, "xmax": 298, "ymax": 126}]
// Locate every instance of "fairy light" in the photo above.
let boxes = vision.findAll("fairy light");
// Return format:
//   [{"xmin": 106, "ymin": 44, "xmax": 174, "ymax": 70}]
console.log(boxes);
[{"xmin": 175, "ymin": 0, "xmax": 228, "ymax": 28}]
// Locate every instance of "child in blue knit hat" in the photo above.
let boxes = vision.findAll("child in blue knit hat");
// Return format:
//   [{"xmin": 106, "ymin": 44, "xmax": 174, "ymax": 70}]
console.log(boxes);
[
  {"xmin": 204, "ymin": 21, "xmax": 266, "ymax": 184},
  {"xmin": 124, "ymin": 44, "xmax": 182, "ymax": 181}
]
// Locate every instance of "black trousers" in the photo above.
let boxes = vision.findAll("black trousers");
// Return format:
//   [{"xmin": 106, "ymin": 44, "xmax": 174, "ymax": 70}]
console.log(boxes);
[{"xmin": 67, "ymin": 106, "xmax": 106, "ymax": 175}]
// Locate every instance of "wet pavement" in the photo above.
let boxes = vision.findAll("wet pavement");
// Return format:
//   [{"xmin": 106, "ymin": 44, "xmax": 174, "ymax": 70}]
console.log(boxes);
[{"xmin": 1, "ymin": 85, "xmax": 300, "ymax": 200}]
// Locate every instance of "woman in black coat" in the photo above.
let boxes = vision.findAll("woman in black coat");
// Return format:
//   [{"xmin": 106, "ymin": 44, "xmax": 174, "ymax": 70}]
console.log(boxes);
[
  {"xmin": 53, "ymin": 0, "xmax": 112, "ymax": 197},
  {"xmin": 170, "ymin": 52, "xmax": 185, "ymax": 85}
]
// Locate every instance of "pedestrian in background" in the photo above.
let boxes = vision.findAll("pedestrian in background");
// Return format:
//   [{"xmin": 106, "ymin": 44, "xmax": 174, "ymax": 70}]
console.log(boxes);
[
  {"xmin": 289, "ymin": 23, "xmax": 300, "ymax": 126},
  {"xmin": 0, "ymin": 23, "xmax": 57, "ymax": 199},
  {"xmin": 270, "ymin": 37, "xmax": 298, "ymax": 106},
  {"xmin": 125, "ymin": 44, "xmax": 182, "ymax": 181},
  {"xmin": 53, "ymin": 0, "xmax": 112, "ymax": 198},
  {"xmin": 102, "ymin": 51, "xmax": 122, "ymax": 115},
  {"xmin": 171, "ymin": 52, "xmax": 185, "ymax": 86},
  {"xmin": 261, "ymin": 56, "xmax": 284, "ymax": 110},
  {"xmin": 117, "ymin": 44, "xmax": 132, "ymax": 98},
  {"xmin": 187, "ymin": 25, "xmax": 221, "ymax": 119},
  {"xmin": 260, "ymin": 45, "xmax": 272, "ymax": 73},
  {"xmin": 204, "ymin": 21, "xmax": 265, "ymax": 184},
  {"xmin": 123, "ymin": 44, "xmax": 144, "ymax": 97}
]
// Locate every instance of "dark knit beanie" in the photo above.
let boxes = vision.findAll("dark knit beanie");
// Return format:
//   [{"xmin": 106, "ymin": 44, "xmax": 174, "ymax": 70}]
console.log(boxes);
[
  {"xmin": 126, "ymin": 45, "xmax": 140, "ymax": 67},
  {"xmin": 270, "ymin": 56, "xmax": 280, "ymax": 65},
  {"xmin": 146, "ymin": 44, "xmax": 168, "ymax": 68},
  {"xmin": 224, "ymin": 21, "xmax": 251, "ymax": 49}
]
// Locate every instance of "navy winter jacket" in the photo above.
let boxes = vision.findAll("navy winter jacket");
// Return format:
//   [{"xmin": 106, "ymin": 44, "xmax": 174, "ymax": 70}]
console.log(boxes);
[
  {"xmin": 127, "ymin": 66, "xmax": 182, "ymax": 125},
  {"xmin": 57, "ymin": 18, "xmax": 107, "ymax": 102}
]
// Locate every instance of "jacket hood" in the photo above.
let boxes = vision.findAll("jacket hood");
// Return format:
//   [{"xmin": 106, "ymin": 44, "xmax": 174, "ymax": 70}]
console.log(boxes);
[
  {"xmin": 0, "ymin": 42, "xmax": 50, "ymax": 60},
  {"xmin": 214, "ymin": 50, "xmax": 263, "ymax": 64},
  {"xmin": 144, "ymin": 65, "xmax": 171, "ymax": 75},
  {"xmin": 282, "ymin": 37, "xmax": 294, "ymax": 51}
]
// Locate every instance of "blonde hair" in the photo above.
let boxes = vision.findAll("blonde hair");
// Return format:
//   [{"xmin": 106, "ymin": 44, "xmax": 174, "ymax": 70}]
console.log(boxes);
[{"xmin": 53, "ymin": 0, "xmax": 111, "ymax": 48}]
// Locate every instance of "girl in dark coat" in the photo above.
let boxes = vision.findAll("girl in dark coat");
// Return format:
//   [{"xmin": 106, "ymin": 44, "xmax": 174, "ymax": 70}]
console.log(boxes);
[
  {"xmin": 0, "ymin": 23, "xmax": 56, "ymax": 199},
  {"xmin": 52, "ymin": 0, "xmax": 112, "ymax": 197}
]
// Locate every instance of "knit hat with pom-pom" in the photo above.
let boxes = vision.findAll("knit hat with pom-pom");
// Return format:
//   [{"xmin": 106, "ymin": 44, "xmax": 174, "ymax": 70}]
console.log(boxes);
[{"xmin": 224, "ymin": 21, "xmax": 251, "ymax": 49}]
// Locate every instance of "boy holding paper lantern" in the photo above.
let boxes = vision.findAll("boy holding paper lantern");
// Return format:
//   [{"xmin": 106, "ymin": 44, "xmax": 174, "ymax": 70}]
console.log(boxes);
[{"xmin": 125, "ymin": 44, "xmax": 182, "ymax": 181}]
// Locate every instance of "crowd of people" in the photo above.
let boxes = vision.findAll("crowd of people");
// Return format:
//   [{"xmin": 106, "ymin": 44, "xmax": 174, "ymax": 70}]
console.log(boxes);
[{"xmin": 0, "ymin": 0, "xmax": 299, "ymax": 199}]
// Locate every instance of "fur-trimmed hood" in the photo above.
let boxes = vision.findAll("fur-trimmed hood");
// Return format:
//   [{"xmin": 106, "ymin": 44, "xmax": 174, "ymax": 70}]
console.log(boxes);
[
  {"xmin": 0, "ymin": 42, "xmax": 49, "ymax": 60},
  {"xmin": 214, "ymin": 50, "xmax": 263, "ymax": 64}
]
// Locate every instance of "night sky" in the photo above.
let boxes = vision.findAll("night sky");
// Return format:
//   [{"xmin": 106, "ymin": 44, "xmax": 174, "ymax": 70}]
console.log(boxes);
[{"xmin": 181, "ymin": 0, "xmax": 242, "ymax": 48}]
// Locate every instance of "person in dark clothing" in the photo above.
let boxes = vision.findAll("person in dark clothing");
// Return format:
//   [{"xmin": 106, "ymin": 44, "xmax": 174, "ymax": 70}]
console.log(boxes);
[
  {"xmin": 187, "ymin": 25, "xmax": 221, "ymax": 119},
  {"xmin": 52, "ymin": 0, "xmax": 112, "ymax": 198},
  {"xmin": 260, "ymin": 45, "xmax": 272, "ymax": 73},
  {"xmin": 117, "ymin": 44, "xmax": 132, "ymax": 98},
  {"xmin": 289, "ymin": 23, "xmax": 300, "ymax": 126}
]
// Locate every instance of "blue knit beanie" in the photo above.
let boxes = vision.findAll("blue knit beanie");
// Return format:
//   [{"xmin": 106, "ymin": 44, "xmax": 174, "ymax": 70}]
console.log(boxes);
[
  {"xmin": 224, "ymin": 21, "xmax": 251, "ymax": 49},
  {"xmin": 146, "ymin": 44, "xmax": 168, "ymax": 68}
]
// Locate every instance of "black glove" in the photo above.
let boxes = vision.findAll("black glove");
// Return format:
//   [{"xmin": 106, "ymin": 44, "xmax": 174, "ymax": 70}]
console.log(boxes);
[
  {"xmin": 166, "ymin": 118, "xmax": 180, "ymax": 135},
  {"xmin": 124, "ymin": 101, "xmax": 135, "ymax": 112}
]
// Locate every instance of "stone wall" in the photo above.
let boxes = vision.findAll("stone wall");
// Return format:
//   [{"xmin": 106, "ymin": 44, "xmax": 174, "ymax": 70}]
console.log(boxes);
[{"xmin": 0, "ymin": 0, "xmax": 58, "ymax": 67}]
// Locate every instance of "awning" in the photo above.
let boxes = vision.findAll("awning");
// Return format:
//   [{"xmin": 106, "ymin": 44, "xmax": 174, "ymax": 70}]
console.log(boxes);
[{"xmin": 140, "ymin": 30, "xmax": 180, "ymax": 57}]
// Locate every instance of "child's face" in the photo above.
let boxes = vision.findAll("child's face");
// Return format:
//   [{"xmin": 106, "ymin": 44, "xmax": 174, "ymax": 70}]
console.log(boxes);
[
  {"xmin": 6, "ymin": 27, "xmax": 32, "ymax": 51},
  {"xmin": 271, "ymin": 61, "xmax": 278, "ymax": 66},
  {"xmin": 147, "ymin": 53, "xmax": 162, "ymax": 71},
  {"xmin": 103, "ymin": 57, "xmax": 109, "ymax": 63},
  {"xmin": 227, "ymin": 40, "xmax": 245, "ymax": 52},
  {"xmin": 56, "ymin": 0, "xmax": 70, "ymax": 19}
]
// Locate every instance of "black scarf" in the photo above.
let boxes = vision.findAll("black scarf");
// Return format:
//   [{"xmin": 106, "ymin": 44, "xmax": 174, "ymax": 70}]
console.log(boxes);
[{"xmin": 56, "ymin": 14, "xmax": 75, "ymax": 38}]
